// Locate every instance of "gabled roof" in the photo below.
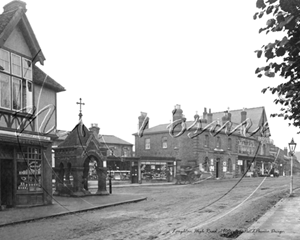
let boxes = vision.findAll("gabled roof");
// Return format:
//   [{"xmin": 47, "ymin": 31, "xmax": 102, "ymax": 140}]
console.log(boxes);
[
  {"xmin": 98, "ymin": 135, "xmax": 133, "ymax": 146},
  {"xmin": 0, "ymin": 1, "xmax": 45, "ymax": 65},
  {"xmin": 33, "ymin": 65, "xmax": 66, "ymax": 92},
  {"xmin": 55, "ymin": 130, "xmax": 133, "ymax": 147},
  {"xmin": 137, "ymin": 106, "xmax": 270, "ymax": 137},
  {"xmin": 212, "ymin": 107, "xmax": 267, "ymax": 133},
  {"xmin": 58, "ymin": 123, "xmax": 91, "ymax": 148}
]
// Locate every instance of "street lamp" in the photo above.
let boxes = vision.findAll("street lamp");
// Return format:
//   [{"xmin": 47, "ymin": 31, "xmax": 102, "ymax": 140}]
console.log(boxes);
[{"xmin": 288, "ymin": 138, "xmax": 297, "ymax": 195}]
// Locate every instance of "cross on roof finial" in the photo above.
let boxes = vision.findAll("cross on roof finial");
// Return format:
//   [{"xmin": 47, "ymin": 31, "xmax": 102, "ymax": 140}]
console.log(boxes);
[{"xmin": 76, "ymin": 98, "xmax": 85, "ymax": 120}]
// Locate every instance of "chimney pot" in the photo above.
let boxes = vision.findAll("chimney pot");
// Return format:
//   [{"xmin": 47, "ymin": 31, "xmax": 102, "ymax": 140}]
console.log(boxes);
[
  {"xmin": 207, "ymin": 109, "xmax": 213, "ymax": 123},
  {"xmin": 3, "ymin": 0, "xmax": 27, "ymax": 13},
  {"xmin": 89, "ymin": 123, "xmax": 100, "ymax": 136}
]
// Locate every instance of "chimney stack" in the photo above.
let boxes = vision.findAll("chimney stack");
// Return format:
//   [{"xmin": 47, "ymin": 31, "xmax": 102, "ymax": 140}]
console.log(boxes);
[
  {"xmin": 89, "ymin": 123, "xmax": 100, "ymax": 136},
  {"xmin": 207, "ymin": 108, "xmax": 213, "ymax": 123},
  {"xmin": 241, "ymin": 108, "xmax": 247, "ymax": 122},
  {"xmin": 138, "ymin": 112, "xmax": 149, "ymax": 129},
  {"xmin": 202, "ymin": 107, "xmax": 207, "ymax": 123},
  {"xmin": 172, "ymin": 104, "xmax": 183, "ymax": 122},
  {"xmin": 3, "ymin": 0, "xmax": 27, "ymax": 13},
  {"xmin": 284, "ymin": 147, "xmax": 288, "ymax": 156}
]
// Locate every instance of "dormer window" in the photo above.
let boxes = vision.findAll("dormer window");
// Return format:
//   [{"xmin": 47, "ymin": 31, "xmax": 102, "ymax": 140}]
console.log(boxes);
[{"xmin": 0, "ymin": 48, "xmax": 33, "ymax": 113}]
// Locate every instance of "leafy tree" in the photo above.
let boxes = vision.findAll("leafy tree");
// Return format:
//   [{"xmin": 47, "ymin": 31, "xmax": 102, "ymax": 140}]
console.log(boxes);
[{"xmin": 254, "ymin": 0, "xmax": 300, "ymax": 132}]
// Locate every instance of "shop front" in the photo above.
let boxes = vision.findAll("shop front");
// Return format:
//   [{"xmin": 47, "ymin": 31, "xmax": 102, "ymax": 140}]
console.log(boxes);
[
  {"xmin": 0, "ymin": 132, "xmax": 53, "ymax": 208},
  {"xmin": 139, "ymin": 157, "xmax": 177, "ymax": 183},
  {"xmin": 237, "ymin": 155, "xmax": 275, "ymax": 177}
]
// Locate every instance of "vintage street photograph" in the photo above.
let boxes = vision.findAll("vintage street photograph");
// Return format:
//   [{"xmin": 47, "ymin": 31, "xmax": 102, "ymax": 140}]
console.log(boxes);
[{"xmin": 0, "ymin": 0, "xmax": 300, "ymax": 239}]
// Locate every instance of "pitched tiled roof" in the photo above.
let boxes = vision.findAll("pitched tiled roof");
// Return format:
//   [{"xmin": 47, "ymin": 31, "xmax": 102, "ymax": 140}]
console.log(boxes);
[
  {"xmin": 33, "ymin": 65, "xmax": 65, "ymax": 92},
  {"xmin": 0, "ymin": 1, "xmax": 45, "ymax": 64},
  {"xmin": 138, "ymin": 107, "xmax": 269, "ymax": 136},
  {"xmin": 0, "ymin": 8, "xmax": 17, "ymax": 37},
  {"xmin": 212, "ymin": 107, "xmax": 266, "ymax": 131},
  {"xmin": 98, "ymin": 135, "xmax": 133, "ymax": 146},
  {"xmin": 58, "ymin": 124, "xmax": 91, "ymax": 147}
]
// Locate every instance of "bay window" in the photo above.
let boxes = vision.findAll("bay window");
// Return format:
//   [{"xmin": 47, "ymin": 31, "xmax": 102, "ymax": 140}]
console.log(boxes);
[{"xmin": 0, "ymin": 48, "xmax": 33, "ymax": 113}]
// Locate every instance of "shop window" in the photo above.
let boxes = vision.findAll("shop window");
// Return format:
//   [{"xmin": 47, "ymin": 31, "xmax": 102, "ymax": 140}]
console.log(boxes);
[
  {"xmin": 162, "ymin": 136, "xmax": 168, "ymax": 149},
  {"xmin": 145, "ymin": 138, "xmax": 150, "ymax": 150},
  {"xmin": 17, "ymin": 147, "xmax": 42, "ymax": 192}
]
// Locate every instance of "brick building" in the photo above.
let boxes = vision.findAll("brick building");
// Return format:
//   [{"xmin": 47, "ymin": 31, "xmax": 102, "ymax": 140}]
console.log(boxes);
[
  {"xmin": 134, "ymin": 105, "xmax": 274, "ymax": 180},
  {"xmin": 0, "ymin": 1, "xmax": 65, "ymax": 207}
]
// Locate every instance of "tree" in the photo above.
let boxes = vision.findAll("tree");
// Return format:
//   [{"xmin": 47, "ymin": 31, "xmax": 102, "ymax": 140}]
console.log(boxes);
[{"xmin": 254, "ymin": 0, "xmax": 300, "ymax": 132}]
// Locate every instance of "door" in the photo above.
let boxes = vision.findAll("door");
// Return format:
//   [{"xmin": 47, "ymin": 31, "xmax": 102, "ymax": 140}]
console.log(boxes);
[
  {"xmin": 216, "ymin": 159, "xmax": 220, "ymax": 178},
  {"xmin": 1, "ymin": 159, "xmax": 14, "ymax": 207},
  {"xmin": 131, "ymin": 166, "xmax": 138, "ymax": 183}
]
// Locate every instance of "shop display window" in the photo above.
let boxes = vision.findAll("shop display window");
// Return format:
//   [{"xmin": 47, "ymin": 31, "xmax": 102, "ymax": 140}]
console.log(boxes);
[
  {"xmin": 141, "ymin": 162, "xmax": 171, "ymax": 181},
  {"xmin": 16, "ymin": 147, "xmax": 42, "ymax": 192}
]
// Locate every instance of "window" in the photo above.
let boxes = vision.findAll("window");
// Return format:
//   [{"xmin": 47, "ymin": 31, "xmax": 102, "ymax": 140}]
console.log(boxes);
[
  {"xmin": 22, "ymin": 58, "xmax": 32, "ymax": 80},
  {"xmin": 216, "ymin": 136, "xmax": 221, "ymax": 149},
  {"xmin": 261, "ymin": 144, "xmax": 266, "ymax": 155},
  {"xmin": 204, "ymin": 134, "xmax": 209, "ymax": 147},
  {"xmin": 17, "ymin": 147, "xmax": 42, "ymax": 192},
  {"xmin": 11, "ymin": 53, "xmax": 21, "ymax": 77},
  {"xmin": 0, "ymin": 49, "xmax": 10, "ymax": 73},
  {"xmin": 162, "ymin": 136, "xmax": 168, "ymax": 149},
  {"xmin": 0, "ymin": 48, "xmax": 33, "ymax": 113},
  {"xmin": 145, "ymin": 138, "xmax": 150, "ymax": 150},
  {"xmin": 122, "ymin": 147, "xmax": 129, "ymax": 157},
  {"xmin": 12, "ymin": 77, "xmax": 22, "ymax": 110},
  {"xmin": 228, "ymin": 138, "xmax": 232, "ymax": 150},
  {"xmin": 204, "ymin": 157, "xmax": 209, "ymax": 172},
  {"xmin": 228, "ymin": 158, "xmax": 232, "ymax": 172},
  {"xmin": 0, "ymin": 73, "xmax": 11, "ymax": 109}
]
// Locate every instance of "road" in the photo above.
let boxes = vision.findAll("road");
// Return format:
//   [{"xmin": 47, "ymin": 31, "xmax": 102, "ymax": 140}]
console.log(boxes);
[{"xmin": 1, "ymin": 176, "xmax": 299, "ymax": 240}]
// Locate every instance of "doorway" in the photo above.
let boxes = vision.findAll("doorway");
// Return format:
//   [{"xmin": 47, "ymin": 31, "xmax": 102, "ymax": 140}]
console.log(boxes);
[
  {"xmin": 83, "ymin": 156, "xmax": 101, "ymax": 191},
  {"xmin": 1, "ymin": 159, "xmax": 14, "ymax": 207},
  {"xmin": 216, "ymin": 158, "xmax": 220, "ymax": 178}
]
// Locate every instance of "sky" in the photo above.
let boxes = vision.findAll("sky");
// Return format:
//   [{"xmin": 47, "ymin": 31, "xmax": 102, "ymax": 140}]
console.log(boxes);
[{"xmin": 12, "ymin": 0, "xmax": 300, "ymax": 151}]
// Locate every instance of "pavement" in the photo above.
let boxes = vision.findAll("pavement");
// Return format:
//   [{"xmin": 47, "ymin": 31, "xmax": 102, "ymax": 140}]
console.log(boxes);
[
  {"xmin": 237, "ymin": 188, "xmax": 300, "ymax": 240},
  {"xmin": 0, "ymin": 181, "xmax": 176, "ymax": 228}
]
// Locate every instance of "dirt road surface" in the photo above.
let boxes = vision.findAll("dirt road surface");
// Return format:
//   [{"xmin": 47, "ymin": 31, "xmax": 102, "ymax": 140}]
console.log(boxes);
[{"xmin": 1, "ymin": 176, "xmax": 299, "ymax": 240}]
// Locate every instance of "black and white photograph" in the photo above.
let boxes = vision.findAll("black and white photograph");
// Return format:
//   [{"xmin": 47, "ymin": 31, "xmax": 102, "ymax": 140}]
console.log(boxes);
[{"xmin": 0, "ymin": 0, "xmax": 300, "ymax": 239}]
